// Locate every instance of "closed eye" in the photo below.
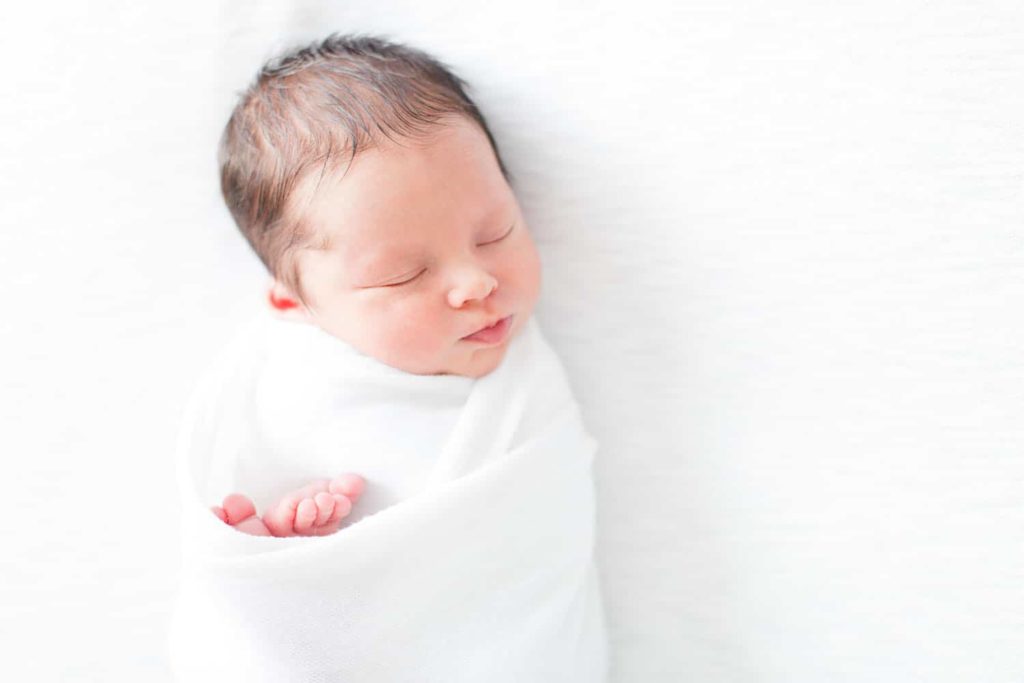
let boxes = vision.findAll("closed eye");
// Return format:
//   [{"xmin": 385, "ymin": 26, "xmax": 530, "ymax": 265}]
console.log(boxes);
[
  {"xmin": 379, "ymin": 268, "xmax": 426, "ymax": 287},
  {"xmin": 479, "ymin": 223, "xmax": 515, "ymax": 246}
]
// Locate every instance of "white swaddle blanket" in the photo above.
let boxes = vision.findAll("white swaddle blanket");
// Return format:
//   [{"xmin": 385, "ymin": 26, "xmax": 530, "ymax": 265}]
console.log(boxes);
[{"xmin": 168, "ymin": 312, "xmax": 608, "ymax": 682}]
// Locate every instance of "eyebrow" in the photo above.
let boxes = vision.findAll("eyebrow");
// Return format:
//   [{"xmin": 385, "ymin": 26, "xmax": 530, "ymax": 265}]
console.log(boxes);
[{"xmin": 350, "ymin": 244, "xmax": 424, "ymax": 282}]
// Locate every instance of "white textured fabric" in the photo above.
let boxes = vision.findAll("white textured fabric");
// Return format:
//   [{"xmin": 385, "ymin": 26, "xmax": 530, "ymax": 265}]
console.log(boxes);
[{"xmin": 168, "ymin": 314, "xmax": 608, "ymax": 682}]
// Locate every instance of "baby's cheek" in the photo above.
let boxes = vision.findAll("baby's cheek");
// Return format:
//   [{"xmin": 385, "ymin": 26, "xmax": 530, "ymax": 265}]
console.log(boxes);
[
  {"xmin": 384, "ymin": 300, "xmax": 445, "ymax": 356},
  {"xmin": 514, "ymin": 241, "xmax": 543, "ymax": 304}
]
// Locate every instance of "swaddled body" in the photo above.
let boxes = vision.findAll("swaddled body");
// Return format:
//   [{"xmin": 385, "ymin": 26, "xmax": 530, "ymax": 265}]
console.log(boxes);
[
  {"xmin": 170, "ymin": 311, "xmax": 606, "ymax": 681},
  {"xmin": 169, "ymin": 34, "xmax": 608, "ymax": 681}
]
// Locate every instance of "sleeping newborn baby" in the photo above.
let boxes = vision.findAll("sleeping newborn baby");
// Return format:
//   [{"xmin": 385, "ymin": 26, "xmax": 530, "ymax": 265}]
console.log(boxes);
[
  {"xmin": 207, "ymin": 35, "xmax": 540, "ymax": 539},
  {"xmin": 170, "ymin": 34, "xmax": 606, "ymax": 682}
]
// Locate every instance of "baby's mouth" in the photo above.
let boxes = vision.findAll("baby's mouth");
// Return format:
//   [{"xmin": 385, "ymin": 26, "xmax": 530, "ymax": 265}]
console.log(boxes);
[{"xmin": 461, "ymin": 315, "xmax": 513, "ymax": 345}]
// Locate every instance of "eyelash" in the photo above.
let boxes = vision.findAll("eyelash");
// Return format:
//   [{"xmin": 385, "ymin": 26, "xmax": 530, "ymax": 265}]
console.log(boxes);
[
  {"xmin": 481, "ymin": 223, "xmax": 516, "ymax": 245},
  {"xmin": 380, "ymin": 224, "xmax": 515, "ymax": 288},
  {"xmin": 383, "ymin": 269, "xmax": 426, "ymax": 287}
]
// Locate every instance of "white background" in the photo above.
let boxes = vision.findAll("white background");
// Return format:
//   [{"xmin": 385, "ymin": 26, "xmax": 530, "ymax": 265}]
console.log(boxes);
[{"xmin": 1, "ymin": 1, "xmax": 1021, "ymax": 680}]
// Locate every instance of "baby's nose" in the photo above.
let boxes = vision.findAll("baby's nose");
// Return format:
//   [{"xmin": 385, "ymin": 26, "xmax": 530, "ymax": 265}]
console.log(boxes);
[{"xmin": 447, "ymin": 271, "xmax": 499, "ymax": 308}]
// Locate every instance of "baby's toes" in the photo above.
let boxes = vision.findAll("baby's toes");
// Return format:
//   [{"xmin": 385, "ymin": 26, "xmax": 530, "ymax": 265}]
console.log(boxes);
[
  {"xmin": 294, "ymin": 497, "xmax": 320, "ymax": 534},
  {"xmin": 308, "ymin": 494, "xmax": 352, "ymax": 536},
  {"xmin": 312, "ymin": 492, "xmax": 339, "ymax": 527},
  {"xmin": 326, "ymin": 493, "xmax": 352, "ymax": 524},
  {"xmin": 263, "ymin": 494, "xmax": 302, "ymax": 537}
]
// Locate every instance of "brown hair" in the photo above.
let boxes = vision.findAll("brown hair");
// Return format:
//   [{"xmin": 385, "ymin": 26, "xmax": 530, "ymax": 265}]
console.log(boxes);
[{"xmin": 218, "ymin": 34, "xmax": 508, "ymax": 302}]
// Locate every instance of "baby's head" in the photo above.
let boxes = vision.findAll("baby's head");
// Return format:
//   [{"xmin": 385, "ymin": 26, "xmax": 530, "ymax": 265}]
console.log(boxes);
[{"xmin": 219, "ymin": 35, "xmax": 541, "ymax": 378}]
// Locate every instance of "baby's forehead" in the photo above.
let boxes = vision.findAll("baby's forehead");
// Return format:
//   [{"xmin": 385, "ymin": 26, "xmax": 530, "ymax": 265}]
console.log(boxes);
[{"xmin": 299, "ymin": 134, "xmax": 506, "ymax": 233}]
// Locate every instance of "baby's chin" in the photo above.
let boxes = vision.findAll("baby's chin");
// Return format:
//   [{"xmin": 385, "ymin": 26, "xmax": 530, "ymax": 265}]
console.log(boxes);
[
  {"xmin": 401, "ymin": 342, "xmax": 508, "ymax": 378},
  {"xmin": 397, "ymin": 337, "xmax": 513, "ymax": 378},
  {"xmin": 454, "ymin": 343, "xmax": 511, "ymax": 378}
]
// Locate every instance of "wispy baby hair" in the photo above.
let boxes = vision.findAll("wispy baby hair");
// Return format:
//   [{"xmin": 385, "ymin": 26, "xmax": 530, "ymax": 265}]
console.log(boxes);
[{"xmin": 219, "ymin": 33, "xmax": 508, "ymax": 301}]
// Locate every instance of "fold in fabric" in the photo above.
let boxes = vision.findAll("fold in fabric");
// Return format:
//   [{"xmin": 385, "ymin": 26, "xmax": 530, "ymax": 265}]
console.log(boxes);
[{"xmin": 168, "ymin": 314, "xmax": 608, "ymax": 682}]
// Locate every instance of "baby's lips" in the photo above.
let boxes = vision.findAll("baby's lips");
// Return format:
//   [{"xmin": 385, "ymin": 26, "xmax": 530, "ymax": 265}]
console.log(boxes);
[{"xmin": 331, "ymin": 473, "xmax": 366, "ymax": 501}]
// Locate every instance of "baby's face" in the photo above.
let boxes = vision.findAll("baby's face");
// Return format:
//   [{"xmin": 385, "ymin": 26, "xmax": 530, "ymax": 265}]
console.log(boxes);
[{"xmin": 279, "ymin": 116, "xmax": 542, "ymax": 378}]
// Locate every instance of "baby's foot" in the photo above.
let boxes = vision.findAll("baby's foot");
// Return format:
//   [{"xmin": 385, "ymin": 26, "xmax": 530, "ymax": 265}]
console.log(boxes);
[{"xmin": 212, "ymin": 474, "xmax": 366, "ymax": 538}]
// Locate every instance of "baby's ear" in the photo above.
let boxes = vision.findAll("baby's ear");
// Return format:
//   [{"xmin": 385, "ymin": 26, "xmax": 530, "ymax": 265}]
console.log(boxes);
[{"xmin": 266, "ymin": 279, "xmax": 314, "ymax": 324}]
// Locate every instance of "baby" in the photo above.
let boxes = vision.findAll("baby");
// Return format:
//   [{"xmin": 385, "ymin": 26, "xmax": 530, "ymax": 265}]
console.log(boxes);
[
  {"xmin": 173, "ymin": 36, "xmax": 607, "ymax": 678},
  {"xmin": 208, "ymin": 34, "xmax": 542, "ymax": 537}
]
